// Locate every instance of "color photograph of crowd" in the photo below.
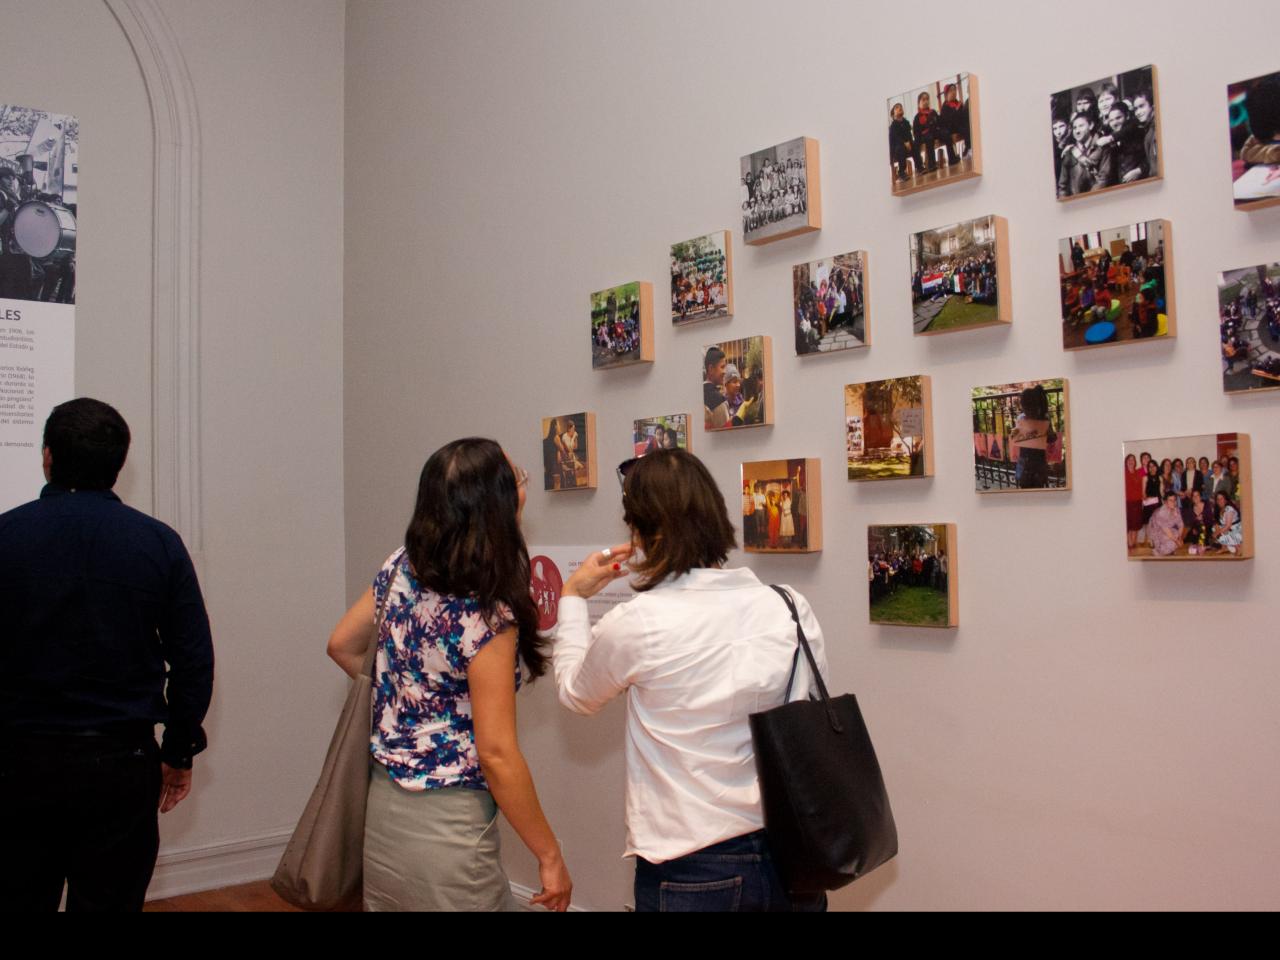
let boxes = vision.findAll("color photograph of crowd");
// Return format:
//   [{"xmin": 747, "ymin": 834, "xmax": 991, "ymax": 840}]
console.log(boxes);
[
  {"xmin": 793, "ymin": 251, "xmax": 866, "ymax": 355},
  {"xmin": 845, "ymin": 376, "xmax": 929, "ymax": 481},
  {"xmin": 742, "ymin": 458, "xmax": 818, "ymax": 553},
  {"xmin": 541, "ymin": 413, "xmax": 593, "ymax": 491},
  {"xmin": 887, "ymin": 73, "xmax": 976, "ymax": 194},
  {"xmin": 740, "ymin": 138, "xmax": 810, "ymax": 244},
  {"xmin": 671, "ymin": 232, "xmax": 731, "ymax": 325},
  {"xmin": 632, "ymin": 414, "xmax": 689, "ymax": 457},
  {"xmin": 1219, "ymin": 262, "xmax": 1280, "ymax": 393},
  {"xmin": 1052, "ymin": 66, "xmax": 1158, "ymax": 199},
  {"xmin": 867, "ymin": 524, "xmax": 953, "ymax": 627},
  {"xmin": 590, "ymin": 282, "xmax": 646, "ymax": 369},
  {"xmin": 972, "ymin": 380, "xmax": 1068, "ymax": 492},
  {"xmin": 1226, "ymin": 70, "xmax": 1280, "ymax": 210},
  {"xmin": 910, "ymin": 215, "xmax": 1001, "ymax": 334},
  {"xmin": 1123, "ymin": 434, "xmax": 1249, "ymax": 558},
  {"xmin": 1058, "ymin": 221, "xmax": 1169, "ymax": 349},
  {"xmin": 703, "ymin": 337, "xmax": 768, "ymax": 431}
]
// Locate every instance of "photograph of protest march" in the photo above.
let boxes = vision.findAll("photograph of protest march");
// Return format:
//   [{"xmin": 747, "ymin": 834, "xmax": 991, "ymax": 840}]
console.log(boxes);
[
  {"xmin": 793, "ymin": 251, "xmax": 868, "ymax": 355},
  {"xmin": 1219, "ymin": 262, "xmax": 1280, "ymax": 393},
  {"xmin": 671, "ymin": 232, "xmax": 732, "ymax": 324},
  {"xmin": 702, "ymin": 336, "xmax": 773, "ymax": 431},
  {"xmin": 0, "ymin": 103, "xmax": 78, "ymax": 304},
  {"xmin": 1228, "ymin": 71, "xmax": 1280, "ymax": 210},
  {"xmin": 591, "ymin": 281, "xmax": 653, "ymax": 370},
  {"xmin": 541, "ymin": 412, "xmax": 597, "ymax": 491},
  {"xmin": 1058, "ymin": 220, "xmax": 1173, "ymax": 350},
  {"xmin": 845, "ymin": 376, "xmax": 933, "ymax": 481},
  {"xmin": 887, "ymin": 73, "xmax": 981, "ymax": 196},
  {"xmin": 741, "ymin": 458, "xmax": 821, "ymax": 554},
  {"xmin": 971, "ymin": 379, "xmax": 1070, "ymax": 493},
  {"xmin": 1123, "ymin": 433, "xmax": 1252, "ymax": 560},
  {"xmin": 910, "ymin": 215, "xmax": 1008, "ymax": 335},
  {"xmin": 632, "ymin": 414, "xmax": 690, "ymax": 456},
  {"xmin": 1052, "ymin": 65, "xmax": 1160, "ymax": 201},
  {"xmin": 868, "ymin": 524, "xmax": 957, "ymax": 628},
  {"xmin": 740, "ymin": 137, "xmax": 821, "ymax": 246}
]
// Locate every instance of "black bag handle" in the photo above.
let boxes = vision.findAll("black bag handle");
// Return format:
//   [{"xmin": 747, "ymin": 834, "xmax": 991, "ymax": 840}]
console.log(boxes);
[{"xmin": 770, "ymin": 585, "xmax": 843, "ymax": 734}]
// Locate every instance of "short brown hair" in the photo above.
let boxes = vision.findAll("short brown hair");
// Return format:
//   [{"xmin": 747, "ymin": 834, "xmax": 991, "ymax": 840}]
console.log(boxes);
[{"xmin": 622, "ymin": 449, "xmax": 736, "ymax": 591}]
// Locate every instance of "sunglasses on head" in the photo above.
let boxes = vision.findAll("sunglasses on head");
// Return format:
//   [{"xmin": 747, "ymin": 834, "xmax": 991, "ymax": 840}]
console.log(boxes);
[{"xmin": 616, "ymin": 457, "xmax": 641, "ymax": 490}]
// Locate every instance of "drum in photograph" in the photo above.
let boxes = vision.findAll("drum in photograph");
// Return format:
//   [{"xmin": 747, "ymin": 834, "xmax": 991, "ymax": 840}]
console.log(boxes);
[{"xmin": 12, "ymin": 200, "xmax": 76, "ymax": 261}]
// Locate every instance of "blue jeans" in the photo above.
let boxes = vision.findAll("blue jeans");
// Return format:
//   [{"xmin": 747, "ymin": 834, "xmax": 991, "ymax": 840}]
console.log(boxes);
[{"xmin": 634, "ymin": 831, "xmax": 827, "ymax": 912}]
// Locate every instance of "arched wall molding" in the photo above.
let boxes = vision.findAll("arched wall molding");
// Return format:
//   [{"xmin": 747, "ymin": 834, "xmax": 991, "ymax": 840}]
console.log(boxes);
[{"xmin": 103, "ymin": 0, "xmax": 202, "ymax": 552}]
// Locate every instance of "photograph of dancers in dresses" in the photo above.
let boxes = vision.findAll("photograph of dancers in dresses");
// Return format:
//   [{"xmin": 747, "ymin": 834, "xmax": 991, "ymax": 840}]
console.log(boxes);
[
  {"xmin": 0, "ymin": 104, "xmax": 77, "ymax": 304},
  {"xmin": 887, "ymin": 74, "xmax": 979, "ymax": 196},
  {"xmin": 971, "ymin": 380, "xmax": 1070, "ymax": 493},
  {"xmin": 1058, "ymin": 220, "xmax": 1171, "ymax": 350},
  {"xmin": 845, "ymin": 376, "xmax": 931, "ymax": 481},
  {"xmin": 1226, "ymin": 70, "xmax": 1280, "ymax": 210},
  {"xmin": 793, "ymin": 251, "xmax": 866, "ymax": 355},
  {"xmin": 1219, "ymin": 262, "xmax": 1280, "ymax": 393},
  {"xmin": 867, "ymin": 524, "xmax": 955, "ymax": 628},
  {"xmin": 910, "ymin": 215, "xmax": 1004, "ymax": 335},
  {"xmin": 671, "ymin": 232, "xmax": 731, "ymax": 324},
  {"xmin": 632, "ymin": 414, "xmax": 689, "ymax": 457},
  {"xmin": 541, "ymin": 412, "xmax": 595, "ymax": 491},
  {"xmin": 1123, "ymin": 433, "xmax": 1251, "ymax": 560},
  {"xmin": 741, "ymin": 458, "xmax": 820, "ymax": 554},
  {"xmin": 1052, "ymin": 66, "xmax": 1158, "ymax": 200},
  {"xmin": 590, "ymin": 281, "xmax": 652, "ymax": 369}
]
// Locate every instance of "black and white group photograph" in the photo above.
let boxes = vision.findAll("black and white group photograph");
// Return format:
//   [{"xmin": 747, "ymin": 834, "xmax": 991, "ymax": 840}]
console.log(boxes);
[
  {"xmin": 739, "ymin": 136, "xmax": 819, "ymax": 245},
  {"xmin": 1051, "ymin": 66, "xmax": 1159, "ymax": 200}
]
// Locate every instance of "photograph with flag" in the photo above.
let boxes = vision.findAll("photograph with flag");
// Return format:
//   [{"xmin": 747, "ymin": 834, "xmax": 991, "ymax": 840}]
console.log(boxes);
[{"xmin": 0, "ymin": 103, "xmax": 78, "ymax": 304}]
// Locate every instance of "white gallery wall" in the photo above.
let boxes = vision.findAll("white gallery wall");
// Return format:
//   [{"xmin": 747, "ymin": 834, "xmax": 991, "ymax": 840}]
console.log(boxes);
[
  {"xmin": 1, "ymin": 0, "xmax": 349, "ymax": 892},
  {"xmin": 345, "ymin": 0, "xmax": 1280, "ymax": 909}
]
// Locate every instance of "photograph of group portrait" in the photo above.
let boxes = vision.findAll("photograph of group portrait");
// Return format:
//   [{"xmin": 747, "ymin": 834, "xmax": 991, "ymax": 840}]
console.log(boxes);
[
  {"xmin": 1219, "ymin": 261, "xmax": 1280, "ymax": 393},
  {"xmin": 739, "ymin": 137, "xmax": 820, "ymax": 246},
  {"xmin": 1052, "ymin": 65, "xmax": 1160, "ymax": 200},
  {"xmin": 867, "ymin": 524, "xmax": 957, "ymax": 628},
  {"xmin": 910, "ymin": 215, "xmax": 1008, "ymax": 335},
  {"xmin": 671, "ymin": 232, "xmax": 732, "ymax": 324},
  {"xmin": 541, "ymin": 412, "xmax": 597, "ymax": 491},
  {"xmin": 741, "ymin": 458, "xmax": 821, "ymax": 554},
  {"xmin": 702, "ymin": 336, "xmax": 773, "ymax": 431},
  {"xmin": 887, "ymin": 73, "xmax": 981, "ymax": 196},
  {"xmin": 632, "ymin": 414, "xmax": 689, "ymax": 457},
  {"xmin": 1227, "ymin": 69, "xmax": 1280, "ymax": 210},
  {"xmin": 971, "ymin": 379, "xmax": 1070, "ymax": 493},
  {"xmin": 1058, "ymin": 220, "xmax": 1173, "ymax": 350},
  {"xmin": 1123, "ymin": 433, "xmax": 1252, "ymax": 560},
  {"xmin": 590, "ymin": 281, "xmax": 653, "ymax": 370},
  {"xmin": 845, "ymin": 375, "xmax": 933, "ymax": 481},
  {"xmin": 792, "ymin": 250, "xmax": 867, "ymax": 355}
]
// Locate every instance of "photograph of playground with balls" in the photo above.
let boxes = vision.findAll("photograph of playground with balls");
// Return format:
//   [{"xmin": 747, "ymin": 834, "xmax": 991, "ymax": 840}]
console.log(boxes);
[
  {"xmin": 910, "ymin": 215, "xmax": 1007, "ymax": 335},
  {"xmin": 868, "ymin": 524, "xmax": 957, "ymax": 628},
  {"xmin": 844, "ymin": 375, "xmax": 932, "ymax": 481},
  {"xmin": 1058, "ymin": 220, "xmax": 1172, "ymax": 350}
]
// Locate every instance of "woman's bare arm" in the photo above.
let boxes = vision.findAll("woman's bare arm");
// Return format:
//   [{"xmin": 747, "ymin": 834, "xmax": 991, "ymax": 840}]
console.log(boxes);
[{"xmin": 327, "ymin": 586, "xmax": 376, "ymax": 678}]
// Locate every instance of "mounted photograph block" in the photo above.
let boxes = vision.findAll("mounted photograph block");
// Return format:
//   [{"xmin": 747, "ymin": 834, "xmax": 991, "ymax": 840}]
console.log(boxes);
[
  {"xmin": 793, "ymin": 250, "xmax": 868, "ymax": 355},
  {"xmin": 741, "ymin": 458, "xmax": 821, "ymax": 554},
  {"xmin": 671, "ymin": 232, "xmax": 732, "ymax": 324},
  {"xmin": 845, "ymin": 376, "xmax": 933, "ymax": 481},
  {"xmin": 632, "ymin": 414, "xmax": 691, "ymax": 456},
  {"xmin": 1052, "ymin": 65, "xmax": 1161, "ymax": 200},
  {"xmin": 590, "ymin": 281, "xmax": 653, "ymax": 370},
  {"xmin": 971, "ymin": 379, "xmax": 1070, "ymax": 493},
  {"xmin": 910, "ymin": 215, "xmax": 1009, "ymax": 335},
  {"xmin": 1219, "ymin": 262, "xmax": 1280, "ymax": 392},
  {"xmin": 1227, "ymin": 70, "xmax": 1280, "ymax": 211},
  {"xmin": 740, "ymin": 137, "xmax": 821, "ymax": 246},
  {"xmin": 702, "ymin": 335, "xmax": 773, "ymax": 431},
  {"xmin": 887, "ymin": 72, "xmax": 981, "ymax": 196},
  {"xmin": 1058, "ymin": 220, "xmax": 1173, "ymax": 350},
  {"xmin": 541, "ymin": 412, "xmax": 596, "ymax": 491},
  {"xmin": 1123, "ymin": 433, "xmax": 1253, "ymax": 560},
  {"xmin": 868, "ymin": 524, "xmax": 957, "ymax": 628}
]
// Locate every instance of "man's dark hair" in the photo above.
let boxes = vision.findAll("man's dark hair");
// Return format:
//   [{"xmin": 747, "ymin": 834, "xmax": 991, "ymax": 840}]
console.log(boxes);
[
  {"xmin": 622, "ymin": 449, "xmax": 736, "ymax": 592},
  {"xmin": 1247, "ymin": 79, "xmax": 1280, "ymax": 142},
  {"xmin": 42, "ymin": 397, "xmax": 131, "ymax": 490},
  {"xmin": 703, "ymin": 346, "xmax": 725, "ymax": 375}
]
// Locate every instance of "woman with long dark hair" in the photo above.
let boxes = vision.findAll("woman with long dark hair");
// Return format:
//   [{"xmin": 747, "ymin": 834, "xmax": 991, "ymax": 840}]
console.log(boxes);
[
  {"xmin": 1010, "ymin": 385, "xmax": 1055, "ymax": 489},
  {"xmin": 551, "ymin": 449, "xmax": 831, "ymax": 912},
  {"xmin": 327, "ymin": 438, "xmax": 571, "ymax": 911}
]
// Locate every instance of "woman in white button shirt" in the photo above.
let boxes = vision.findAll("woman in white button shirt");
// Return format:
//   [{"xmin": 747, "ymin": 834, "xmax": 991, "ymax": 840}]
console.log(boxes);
[{"xmin": 552, "ymin": 449, "xmax": 830, "ymax": 912}]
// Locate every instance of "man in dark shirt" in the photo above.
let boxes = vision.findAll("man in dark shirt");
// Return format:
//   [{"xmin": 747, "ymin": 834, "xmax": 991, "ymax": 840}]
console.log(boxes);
[{"xmin": 0, "ymin": 397, "xmax": 213, "ymax": 911}]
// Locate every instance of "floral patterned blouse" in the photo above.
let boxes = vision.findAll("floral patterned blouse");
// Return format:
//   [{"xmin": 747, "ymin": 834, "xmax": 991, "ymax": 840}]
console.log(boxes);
[{"xmin": 370, "ymin": 548, "xmax": 519, "ymax": 790}]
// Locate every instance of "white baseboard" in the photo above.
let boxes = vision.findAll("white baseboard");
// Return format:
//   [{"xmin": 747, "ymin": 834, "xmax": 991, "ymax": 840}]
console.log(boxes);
[
  {"xmin": 508, "ymin": 880, "xmax": 591, "ymax": 913},
  {"xmin": 146, "ymin": 830, "xmax": 292, "ymax": 901}
]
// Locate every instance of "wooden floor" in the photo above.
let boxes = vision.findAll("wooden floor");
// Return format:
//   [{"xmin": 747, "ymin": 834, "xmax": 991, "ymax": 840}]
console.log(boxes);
[{"xmin": 145, "ymin": 879, "xmax": 302, "ymax": 912}]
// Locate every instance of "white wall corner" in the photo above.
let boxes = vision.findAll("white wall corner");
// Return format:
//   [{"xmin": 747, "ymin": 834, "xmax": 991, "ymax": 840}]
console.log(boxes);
[{"xmin": 147, "ymin": 830, "xmax": 292, "ymax": 901}]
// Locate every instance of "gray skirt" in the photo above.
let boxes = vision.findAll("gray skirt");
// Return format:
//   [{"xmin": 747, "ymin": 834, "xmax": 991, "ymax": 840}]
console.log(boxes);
[{"xmin": 363, "ymin": 765, "xmax": 519, "ymax": 912}]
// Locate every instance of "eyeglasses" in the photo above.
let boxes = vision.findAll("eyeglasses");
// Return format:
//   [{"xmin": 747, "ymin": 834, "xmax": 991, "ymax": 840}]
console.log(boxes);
[
  {"xmin": 616, "ymin": 457, "xmax": 641, "ymax": 490},
  {"xmin": 513, "ymin": 465, "xmax": 529, "ymax": 488}
]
